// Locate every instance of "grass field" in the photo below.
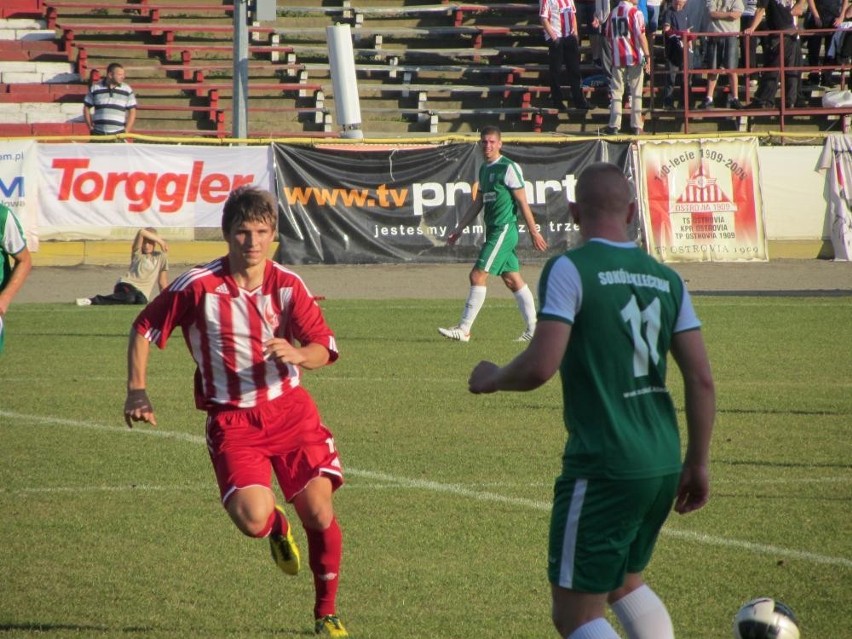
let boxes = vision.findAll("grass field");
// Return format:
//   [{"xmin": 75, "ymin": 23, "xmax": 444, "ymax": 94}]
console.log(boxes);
[{"xmin": 1, "ymin": 292, "xmax": 850, "ymax": 638}]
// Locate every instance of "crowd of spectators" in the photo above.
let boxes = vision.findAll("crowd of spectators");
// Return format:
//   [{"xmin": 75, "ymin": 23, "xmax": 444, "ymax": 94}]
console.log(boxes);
[{"xmin": 540, "ymin": 0, "xmax": 852, "ymax": 129}]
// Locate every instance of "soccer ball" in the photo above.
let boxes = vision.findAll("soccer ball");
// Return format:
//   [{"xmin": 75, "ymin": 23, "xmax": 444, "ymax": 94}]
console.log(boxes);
[{"xmin": 733, "ymin": 597, "xmax": 800, "ymax": 639}]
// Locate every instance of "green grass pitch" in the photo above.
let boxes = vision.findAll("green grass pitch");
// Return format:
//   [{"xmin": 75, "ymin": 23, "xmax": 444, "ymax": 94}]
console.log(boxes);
[{"xmin": 0, "ymin": 292, "xmax": 849, "ymax": 638}]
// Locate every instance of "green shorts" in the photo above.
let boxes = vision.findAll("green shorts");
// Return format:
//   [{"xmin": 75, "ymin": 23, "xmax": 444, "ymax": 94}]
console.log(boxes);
[
  {"xmin": 475, "ymin": 223, "xmax": 519, "ymax": 275},
  {"xmin": 547, "ymin": 473, "xmax": 679, "ymax": 593}
]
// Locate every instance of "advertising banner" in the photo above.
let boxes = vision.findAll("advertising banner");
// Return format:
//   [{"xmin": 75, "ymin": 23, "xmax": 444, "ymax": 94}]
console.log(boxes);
[
  {"xmin": 37, "ymin": 144, "xmax": 273, "ymax": 228},
  {"xmin": 0, "ymin": 140, "xmax": 39, "ymax": 250},
  {"xmin": 817, "ymin": 134, "xmax": 852, "ymax": 261},
  {"xmin": 638, "ymin": 138, "xmax": 768, "ymax": 262},
  {"xmin": 274, "ymin": 141, "xmax": 631, "ymax": 264}
]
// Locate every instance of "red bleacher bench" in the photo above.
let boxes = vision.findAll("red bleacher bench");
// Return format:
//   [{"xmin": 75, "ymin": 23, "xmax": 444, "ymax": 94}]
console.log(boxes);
[
  {"xmin": 58, "ymin": 22, "xmax": 276, "ymax": 53},
  {"xmin": 44, "ymin": 2, "xmax": 235, "ymax": 28},
  {"xmin": 74, "ymin": 43, "xmax": 296, "ymax": 76}
]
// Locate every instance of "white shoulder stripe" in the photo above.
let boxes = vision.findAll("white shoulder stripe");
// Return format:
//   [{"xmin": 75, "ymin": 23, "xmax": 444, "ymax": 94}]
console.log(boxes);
[{"xmin": 169, "ymin": 258, "xmax": 225, "ymax": 292}]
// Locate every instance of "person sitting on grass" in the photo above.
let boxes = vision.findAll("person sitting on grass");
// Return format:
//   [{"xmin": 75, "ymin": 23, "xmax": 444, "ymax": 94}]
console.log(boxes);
[{"xmin": 76, "ymin": 227, "xmax": 168, "ymax": 306}]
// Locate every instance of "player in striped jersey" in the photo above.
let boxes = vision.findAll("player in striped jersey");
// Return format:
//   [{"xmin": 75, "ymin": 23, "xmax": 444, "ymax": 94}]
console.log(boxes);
[
  {"xmin": 468, "ymin": 163, "xmax": 715, "ymax": 639},
  {"xmin": 540, "ymin": 0, "xmax": 592, "ymax": 112},
  {"xmin": 605, "ymin": 0, "xmax": 651, "ymax": 135},
  {"xmin": 124, "ymin": 187, "xmax": 349, "ymax": 638}
]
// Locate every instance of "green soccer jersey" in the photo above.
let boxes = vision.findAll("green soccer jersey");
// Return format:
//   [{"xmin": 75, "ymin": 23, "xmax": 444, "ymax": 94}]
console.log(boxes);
[
  {"xmin": 0, "ymin": 203, "xmax": 27, "ymax": 294},
  {"xmin": 479, "ymin": 156, "xmax": 524, "ymax": 228},
  {"xmin": 537, "ymin": 239, "xmax": 702, "ymax": 480}
]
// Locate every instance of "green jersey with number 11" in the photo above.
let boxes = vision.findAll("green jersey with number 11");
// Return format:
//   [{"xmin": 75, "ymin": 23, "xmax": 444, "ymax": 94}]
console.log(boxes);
[{"xmin": 537, "ymin": 239, "xmax": 701, "ymax": 480}]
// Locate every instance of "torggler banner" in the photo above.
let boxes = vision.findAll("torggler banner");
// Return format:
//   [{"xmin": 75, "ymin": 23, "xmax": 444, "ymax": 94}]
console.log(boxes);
[
  {"xmin": 273, "ymin": 140, "xmax": 631, "ymax": 264},
  {"xmin": 37, "ymin": 144, "xmax": 274, "ymax": 228}
]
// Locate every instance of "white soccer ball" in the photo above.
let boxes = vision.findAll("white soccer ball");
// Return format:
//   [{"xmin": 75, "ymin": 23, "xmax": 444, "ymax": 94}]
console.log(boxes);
[{"xmin": 732, "ymin": 597, "xmax": 801, "ymax": 639}]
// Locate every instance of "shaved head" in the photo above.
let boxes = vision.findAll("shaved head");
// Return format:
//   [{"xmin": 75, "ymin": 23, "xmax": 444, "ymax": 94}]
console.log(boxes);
[
  {"xmin": 570, "ymin": 163, "xmax": 635, "ymax": 240},
  {"xmin": 574, "ymin": 163, "xmax": 633, "ymax": 216}
]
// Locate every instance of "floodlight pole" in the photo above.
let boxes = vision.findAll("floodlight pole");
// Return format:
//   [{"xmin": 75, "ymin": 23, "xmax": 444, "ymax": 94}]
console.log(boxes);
[{"xmin": 232, "ymin": 0, "xmax": 249, "ymax": 139}]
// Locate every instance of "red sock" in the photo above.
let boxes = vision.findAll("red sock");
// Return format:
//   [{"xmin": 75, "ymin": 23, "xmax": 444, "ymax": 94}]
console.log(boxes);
[
  {"xmin": 259, "ymin": 506, "xmax": 289, "ymax": 538},
  {"xmin": 306, "ymin": 517, "xmax": 342, "ymax": 619}
]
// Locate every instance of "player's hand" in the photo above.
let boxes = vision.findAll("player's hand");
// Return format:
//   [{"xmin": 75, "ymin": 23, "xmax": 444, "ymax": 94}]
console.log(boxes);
[
  {"xmin": 264, "ymin": 337, "xmax": 307, "ymax": 366},
  {"xmin": 468, "ymin": 360, "xmax": 500, "ymax": 394},
  {"xmin": 124, "ymin": 388, "xmax": 157, "ymax": 428},
  {"xmin": 674, "ymin": 462, "xmax": 710, "ymax": 514},
  {"xmin": 447, "ymin": 231, "xmax": 460, "ymax": 246},
  {"xmin": 531, "ymin": 231, "xmax": 548, "ymax": 252}
]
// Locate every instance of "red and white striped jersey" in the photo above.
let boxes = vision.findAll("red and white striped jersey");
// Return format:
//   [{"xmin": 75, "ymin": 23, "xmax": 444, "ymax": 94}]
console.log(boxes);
[
  {"xmin": 133, "ymin": 257, "xmax": 338, "ymax": 410},
  {"xmin": 606, "ymin": 1, "xmax": 646, "ymax": 67},
  {"xmin": 540, "ymin": 0, "xmax": 578, "ymax": 39}
]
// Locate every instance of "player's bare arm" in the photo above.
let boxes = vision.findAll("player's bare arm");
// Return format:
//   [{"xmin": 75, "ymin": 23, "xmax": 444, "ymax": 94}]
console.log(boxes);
[
  {"xmin": 670, "ymin": 328, "xmax": 715, "ymax": 514},
  {"xmin": 124, "ymin": 330, "xmax": 157, "ymax": 427},
  {"xmin": 447, "ymin": 193, "xmax": 483, "ymax": 246},
  {"xmin": 264, "ymin": 339, "xmax": 330, "ymax": 370},
  {"xmin": 469, "ymin": 321, "xmax": 570, "ymax": 393},
  {"xmin": 512, "ymin": 188, "xmax": 548, "ymax": 252}
]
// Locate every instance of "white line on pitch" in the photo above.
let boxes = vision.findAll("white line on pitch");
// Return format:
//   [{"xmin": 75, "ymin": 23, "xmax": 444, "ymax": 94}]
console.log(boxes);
[{"xmin": 2, "ymin": 410, "xmax": 851, "ymax": 570}]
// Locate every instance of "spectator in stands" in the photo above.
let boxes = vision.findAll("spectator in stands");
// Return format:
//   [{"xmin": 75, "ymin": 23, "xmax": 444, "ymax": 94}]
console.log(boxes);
[
  {"xmin": 740, "ymin": 0, "xmax": 762, "ymax": 84},
  {"xmin": 804, "ymin": 0, "xmax": 846, "ymax": 86},
  {"xmin": 647, "ymin": 0, "xmax": 664, "ymax": 33},
  {"xmin": 605, "ymin": 0, "xmax": 651, "ymax": 134},
  {"xmin": 745, "ymin": 0, "xmax": 809, "ymax": 108},
  {"xmin": 541, "ymin": 0, "xmax": 593, "ymax": 112},
  {"xmin": 576, "ymin": 0, "xmax": 601, "ymax": 64},
  {"xmin": 0, "ymin": 203, "xmax": 32, "ymax": 355},
  {"xmin": 826, "ymin": 2, "xmax": 852, "ymax": 86},
  {"xmin": 702, "ymin": 0, "xmax": 745, "ymax": 108},
  {"xmin": 661, "ymin": 0, "xmax": 693, "ymax": 108},
  {"xmin": 76, "ymin": 228, "xmax": 168, "ymax": 306},
  {"xmin": 83, "ymin": 62, "xmax": 137, "ymax": 136},
  {"xmin": 593, "ymin": 0, "xmax": 617, "ymax": 72}
]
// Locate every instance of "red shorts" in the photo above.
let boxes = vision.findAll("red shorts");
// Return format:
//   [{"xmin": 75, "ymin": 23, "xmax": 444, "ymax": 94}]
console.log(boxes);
[{"xmin": 204, "ymin": 386, "xmax": 344, "ymax": 505}]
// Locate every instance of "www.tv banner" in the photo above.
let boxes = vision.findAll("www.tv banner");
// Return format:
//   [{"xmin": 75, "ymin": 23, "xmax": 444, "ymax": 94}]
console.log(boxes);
[{"xmin": 274, "ymin": 141, "xmax": 630, "ymax": 264}]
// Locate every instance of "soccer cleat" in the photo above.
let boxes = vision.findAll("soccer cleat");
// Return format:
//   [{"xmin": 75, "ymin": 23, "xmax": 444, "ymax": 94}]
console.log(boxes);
[
  {"xmin": 76, "ymin": 298, "xmax": 92, "ymax": 306},
  {"xmin": 438, "ymin": 326, "xmax": 470, "ymax": 342},
  {"xmin": 315, "ymin": 615, "xmax": 348, "ymax": 637},
  {"xmin": 269, "ymin": 505, "xmax": 300, "ymax": 576},
  {"xmin": 515, "ymin": 329, "xmax": 534, "ymax": 342}
]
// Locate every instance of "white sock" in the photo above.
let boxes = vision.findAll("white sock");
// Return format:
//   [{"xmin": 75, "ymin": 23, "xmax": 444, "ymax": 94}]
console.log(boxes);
[
  {"xmin": 610, "ymin": 585, "xmax": 673, "ymax": 639},
  {"xmin": 459, "ymin": 285, "xmax": 486, "ymax": 331},
  {"xmin": 513, "ymin": 284, "xmax": 537, "ymax": 331},
  {"xmin": 566, "ymin": 617, "xmax": 622, "ymax": 639}
]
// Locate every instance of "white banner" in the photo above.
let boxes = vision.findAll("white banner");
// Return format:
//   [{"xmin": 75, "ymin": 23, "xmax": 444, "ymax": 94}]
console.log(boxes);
[
  {"xmin": 638, "ymin": 138, "xmax": 768, "ymax": 262},
  {"xmin": 818, "ymin": 134, "xmax": 852, "ymax": 261},
  {"xmin": 0, "ymin": 140, "xmax": 39, "ymax": 250},
  {"xmin": 37, "ymin": 144, "xmax": 274, "ymax": 228}
]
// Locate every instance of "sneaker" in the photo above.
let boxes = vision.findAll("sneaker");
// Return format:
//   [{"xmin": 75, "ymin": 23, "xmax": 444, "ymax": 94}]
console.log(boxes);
[
  {"xmin": 269, "ymin": 505, "xmax": 300, "ymax": 576},
  {"xmin": 438, "ymin": 326, "xmax": 470, "ymax": 342},
  {"xmin": 76, "ymin": 297, "xmax": 92, "ymax": 306},
  {"xmin": 602, "ymin": 126, "xmax": 619, "ymax": 135},
  {"xmin": 727, "ymin": 97, "xmax": 744, "ymax": 109},
  {"xmin": 515, "ymin": 329, "xmax": 534, "ymax": 342},
  {"xmin": 662, "ymin": 97, "xmax": 674, "ymax": 109},
  {"xmin": 700, "ymin": 98, "xmax": 714, "ymax": 109},
  {"xmin": 315, "ymin": 615, "xmax": 348, "ymax": 637},
  {"xmin": 632, "ymin": 127, "xmax": 644, "ymax": 135}
]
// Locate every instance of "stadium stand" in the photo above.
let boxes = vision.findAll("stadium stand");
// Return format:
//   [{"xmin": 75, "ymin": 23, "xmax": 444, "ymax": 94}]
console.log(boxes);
[{"xmin": 0, "ymin": 0, "xmax": 849, "ymax": 138}]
